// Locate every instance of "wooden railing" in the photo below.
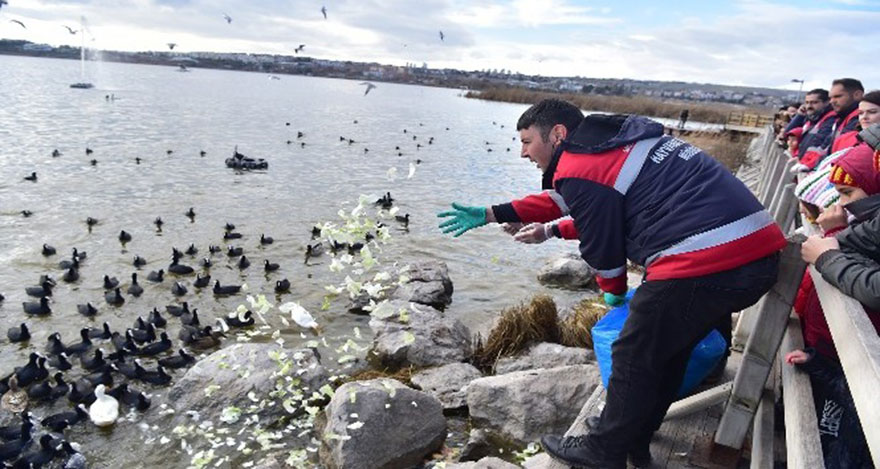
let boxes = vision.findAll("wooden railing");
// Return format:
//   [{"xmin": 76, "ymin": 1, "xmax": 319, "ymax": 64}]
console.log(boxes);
[{"xmin": 727, "ymin": 112, "xmax": 774, "ymax": 128}]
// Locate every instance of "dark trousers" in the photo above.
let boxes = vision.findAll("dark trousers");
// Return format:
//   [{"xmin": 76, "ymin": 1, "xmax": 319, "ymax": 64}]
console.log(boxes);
[{"xmin": 589, "ymin": 254, "xmax": 779, "ymax": 459}]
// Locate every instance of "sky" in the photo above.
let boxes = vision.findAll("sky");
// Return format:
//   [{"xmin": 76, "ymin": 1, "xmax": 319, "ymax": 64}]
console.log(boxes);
[{"xmin": 1, "ymin": 0, "xmax": 879, "ymax": 91}]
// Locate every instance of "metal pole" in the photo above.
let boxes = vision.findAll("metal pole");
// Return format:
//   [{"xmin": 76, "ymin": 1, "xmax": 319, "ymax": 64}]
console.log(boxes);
[{"xmin": 792, "ymin": 79, "xmax": 805, "ymax": 104}]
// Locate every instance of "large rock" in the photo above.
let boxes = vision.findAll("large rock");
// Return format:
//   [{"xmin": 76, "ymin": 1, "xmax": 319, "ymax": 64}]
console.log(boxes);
[
  {"xmin": 321, "ymin": 378, "xmax": 446, "ymax": 469},
  {"xmin": 536, "ymin": 253, "xmax": 597, "ymax": 290},
  {"xmin": 466, "ymin": 365, "xmax": 601, "ymax": 444},
  {"xmin": 369, "ymin": 300, "xmax": 472, "ymax": 368},
  {"xmin": 167, "ymin": 343, "xmax": 328, "ymax": 424},
  {"xmin": 445, "ymin": 457, "xmax": 521, "ymax": 469},
  {"xmin": 390, "ymin": 261, "xmax": 454, "ymax": 310},
  {"xmin": 494, "ymin": 342, "xmax": 595, "ymax": 374},
  {"xmin": 411, "ymin": 363, "xmax": 483, "ymax": 410},
  {"xmin": 458, "ymin": 429, "xmax": 504, "ymax": 462}
]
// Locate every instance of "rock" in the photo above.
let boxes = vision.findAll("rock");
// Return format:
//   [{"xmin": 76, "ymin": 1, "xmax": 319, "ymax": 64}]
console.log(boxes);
[
  {"xmin": 458, "ymin": 429, "xmax": 503, "ymax": 462},
  {"xmin": 369, "ymin": 300, "xmax": 472, "ymax": 369},
  {"xmin": 494, "ymin": 342, "xmax": 595, "ymax": 374},
  {"xmin": 445, "ymin": 456, "xmax": 521, "ymax": 469},
  {"xmin": 347, "ymin": 292, "xmax": 373, "ymax": 315},
  {"xmin": 536, "ymin": 253, "xmax": 597, "ymax": 290},
  {"xmin": 167, "ymin": 343, "xmax": 328, "ymax": 424},
  {"xmin": 411, "ymin": 363, "xmax": 483, "ymax": 410},
  {"xmin": 390, "ymin": 261, "xmax": 454, "ymax": 310},
  {"xmin": 466, "ymin": 365, "xmax": 601, "ymax": 444},
  {"xmin": 321, "ymin": 378, "xmax": 446, "ymax": 469},
  {"xmin": 522, "ymin": 453, "xmax": 553, "ymax": 468}
]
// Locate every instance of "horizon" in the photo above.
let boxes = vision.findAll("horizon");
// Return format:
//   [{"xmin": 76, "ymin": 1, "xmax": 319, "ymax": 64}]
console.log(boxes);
[{"xmin": 1, "ymin": 0, "xmax": 879, "ymax": 92}]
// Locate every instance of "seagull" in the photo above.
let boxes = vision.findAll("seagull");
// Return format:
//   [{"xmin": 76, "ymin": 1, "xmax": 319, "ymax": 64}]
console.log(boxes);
[
  {"xmin": 10, "ymin": 19, "xmax": 26, "ymax": 29},
  {"xmin": 360, "ymin": 82, "xmax": 377, "ymax": 96},
  {"xmin": 321, "ymin": 6, "xmax": 327, "ymax": 19},
  {"xmin": 63, "ymin": 25, "xmax": 78, "ymax": 35},
  {"xmin": 294, "ymin": 44, "xmax": 305, "ymax": 53},
  {"xmin": 222, "ymin": 13, "xmax": 232, "ymax": 24},
  {"xmin": 167, "ymin": 43, "xmax": 176, "ymax": 50},
  {"xmin": 439, "ymin": 30, "xmax": 445, "ymax": 41}
]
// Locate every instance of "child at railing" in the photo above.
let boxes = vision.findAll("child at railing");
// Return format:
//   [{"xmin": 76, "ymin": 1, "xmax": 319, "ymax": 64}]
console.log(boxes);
[{"xmin": 791, "ymin": 130, "xmax": 880, "ymax": 468}]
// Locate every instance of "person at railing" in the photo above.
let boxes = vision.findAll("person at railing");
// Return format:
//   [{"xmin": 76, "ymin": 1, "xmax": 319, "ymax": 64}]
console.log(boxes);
[
  {"xmin": 827, "ymin": 79, "xmax": 865, "ymax": 154},
  {"xmin": 789, "ymin": 89, "xmax": 837, "ymax": 172},
  {"xmin": 832, "ymin": 90, "xmax": 880, "ymax": 153},
  {"xmin": 784, "ymin": 127, "xmax": 804, "ymax": 158},
  {"xmin": 790, "ymin": 137, "xmax": 880, "ymax": 467},
  {"xmin": 438, "ymin": 99, "xmax": 786, "ymax": 469}
]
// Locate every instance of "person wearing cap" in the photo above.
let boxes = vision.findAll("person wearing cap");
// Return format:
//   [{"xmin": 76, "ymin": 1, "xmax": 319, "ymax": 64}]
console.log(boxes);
[
  {"xmin": 438, "ymin": 102, "xmax": 785, "ymax": 468},
  {"xmin": 794, "ymin": 139, "xmax": 880, "ymax": 467},
  {"xmin": 785, "ymin": 126, "xmax": 804, "ymax": 158}
]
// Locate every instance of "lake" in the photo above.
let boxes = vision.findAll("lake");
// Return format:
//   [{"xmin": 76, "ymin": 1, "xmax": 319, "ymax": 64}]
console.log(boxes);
[{"xmin": 0, "ymin": 55, "xmax": 589, "ymax": 466}]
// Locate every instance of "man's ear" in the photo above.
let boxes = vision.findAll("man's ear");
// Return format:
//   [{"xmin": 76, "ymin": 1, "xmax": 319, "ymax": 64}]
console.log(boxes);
[{"xmin": 552, "ymin": 123, "xmax": 568, "ymax": 142}]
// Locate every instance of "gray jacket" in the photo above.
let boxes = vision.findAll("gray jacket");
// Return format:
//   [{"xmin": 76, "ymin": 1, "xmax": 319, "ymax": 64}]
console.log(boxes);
[{"xmin": 815, "ymin": 194, "xmax": 880, "ymax": 311}]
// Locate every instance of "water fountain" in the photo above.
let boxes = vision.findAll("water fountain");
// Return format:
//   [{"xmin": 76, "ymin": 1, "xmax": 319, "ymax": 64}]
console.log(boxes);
[{"xmin": 70, "ymin": 16, "xmax": 94, "ymax": 89}]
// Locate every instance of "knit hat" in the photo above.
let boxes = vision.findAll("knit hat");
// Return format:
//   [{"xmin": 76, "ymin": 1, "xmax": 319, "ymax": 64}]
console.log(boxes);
[
  {"xmin": 795, "ymin": 161, "xmax": 839, "ymax": 210},
  {"xmin": 829, "ymin": 144, "xmax": 880, "ymax": 195}
]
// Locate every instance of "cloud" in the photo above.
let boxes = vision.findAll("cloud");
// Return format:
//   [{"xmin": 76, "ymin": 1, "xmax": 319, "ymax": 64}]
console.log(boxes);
[{"xmin": 0, "ymin": 0, "xmax": 877, "ymax": 88}]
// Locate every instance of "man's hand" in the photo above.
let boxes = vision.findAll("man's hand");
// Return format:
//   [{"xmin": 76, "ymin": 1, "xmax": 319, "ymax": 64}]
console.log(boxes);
[
  {"xmin": 816, "ymin": 204, "xmax": 848, "ymax": 233},
  {"xmin": 501, "ymin": 222, "xmax": 523, "ymax": 235},
  {"xmin": 437, "ymin": 203, "xmax": 488, "ymax": 237},
  {"xmin": 604, "ymin": 292, "xmax": 627, "ymax": 307},
  {"xmin": 801, "ymin": 235, "xmax": 840, "ymax": 264},
  {"xmin": 513, "ymin": 223, "xmax": 552, "ymax": 244}
]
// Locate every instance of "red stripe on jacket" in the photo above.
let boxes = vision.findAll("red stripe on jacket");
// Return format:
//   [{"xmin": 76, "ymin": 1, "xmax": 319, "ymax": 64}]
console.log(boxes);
[{"xmin": 646, "ymin": 224, "xmax": 786, "ymax": 280}]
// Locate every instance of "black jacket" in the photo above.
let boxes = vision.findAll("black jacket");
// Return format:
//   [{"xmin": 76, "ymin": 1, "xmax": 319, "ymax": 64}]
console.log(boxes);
[{"xmin": 815, "ymin": 194, "xmax": 880, "ymax": 310}]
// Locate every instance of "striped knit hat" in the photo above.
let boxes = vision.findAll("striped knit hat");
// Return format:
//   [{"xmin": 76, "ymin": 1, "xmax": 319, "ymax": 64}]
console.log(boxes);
[
  {"xmin": 795, "ymin": 154, "xmax": 840, "ymax": 210},
  {"xmin": 829, "ymin": 144, "xmax": 880, "ymax": 195}
]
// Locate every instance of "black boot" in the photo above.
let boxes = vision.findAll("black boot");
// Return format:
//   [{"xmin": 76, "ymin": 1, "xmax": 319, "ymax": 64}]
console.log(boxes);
[
  {"xmin": 541, "ymin": 434, "xmax": 626, "ymax": 469},
  {"xmin": 584, "ymin": 417, "xmax": 652, "ymax": 468}
]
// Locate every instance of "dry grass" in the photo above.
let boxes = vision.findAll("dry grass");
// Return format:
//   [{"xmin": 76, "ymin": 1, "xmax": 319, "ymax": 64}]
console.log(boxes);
[
  {"xmin": 467, "ymin": 87, "xmax": 766, "ymax": 125},
  {"xmin": 344, "ymin": 365, "xmax": 422, "ymax": 386},
  {"xmin": 679, "ymin": 131, "xmax": 752, "ymax": 172},
  {"xmin": 559, "ymin": 296, "xmax": 610, "ymax": 349},
  {"xmin": 471, "ymin": 295, "xmax": 561, "ymax": 370}
]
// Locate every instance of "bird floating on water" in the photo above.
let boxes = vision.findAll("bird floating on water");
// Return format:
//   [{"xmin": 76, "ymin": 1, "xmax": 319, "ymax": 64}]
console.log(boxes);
[{"xmin": 89, "ymin": 385, "xmax": 119, "ymax": 427}]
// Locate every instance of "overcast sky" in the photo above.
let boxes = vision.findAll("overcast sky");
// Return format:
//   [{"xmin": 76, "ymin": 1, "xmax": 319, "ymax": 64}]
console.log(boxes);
[{"xmin": 1, "ymin": 0, "xmax": 878, "ymax": 91}]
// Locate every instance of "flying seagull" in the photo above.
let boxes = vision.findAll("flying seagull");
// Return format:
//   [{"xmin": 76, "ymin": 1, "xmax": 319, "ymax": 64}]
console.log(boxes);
[
  {"xmin": 360, "ymin": 82, "xmax": 377, "ymax": 96},
  {"xmin": 63, "ymin": 25, "xmax": 78, "ymax": 35},
  {"xmin": 439, "ymin": 30, "xmax": 444, "ymax": 41},
  {"xmin": 167, "ymin": 43, "xmax": 176, "ymax": 50},
  {"xmin": 321, "ymin": 6, "xmax": 327, "ymax": 19},
  {"xmin": 10, "ymin": 19, "xmax": 26, "ymax": 29},
  {"xmin": 294, "ymin": 44, "xmax": 305, "ymax": 53},
  {"xmin": 222, "ymin": 13, "xmax": 232, "ymax": 24}
]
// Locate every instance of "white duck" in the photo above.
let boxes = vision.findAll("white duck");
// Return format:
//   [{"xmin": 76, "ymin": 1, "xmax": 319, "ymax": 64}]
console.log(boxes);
[
  {"xmin": 88, "ymin": 384, "xmax": 119, "ymax": 427},
  {"xmin": 279, "ymin": 302, "xmax": 319, "ymax": 330}
]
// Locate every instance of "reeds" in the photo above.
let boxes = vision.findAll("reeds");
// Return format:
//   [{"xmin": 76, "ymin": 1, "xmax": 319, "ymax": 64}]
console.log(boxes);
[
  {"xmin": 559, "ymin": 297, "xmax": 610, "ymax": 349},
  {"xmin": 679, "ymin": 131, "xmax": 751, "ymax": 171},
  {"xmin": 471, "ymin": 295, "xmax": 561, "ymax": 370},
  {"xmin": 466, "ymin": 87, "xmax": 765, "ymax": 125}
]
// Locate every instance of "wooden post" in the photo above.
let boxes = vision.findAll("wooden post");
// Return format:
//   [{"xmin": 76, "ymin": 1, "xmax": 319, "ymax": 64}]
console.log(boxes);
[
  {"xmin": 775, "ymin": 184, "xmax": 798, "ymax": 233},
  {"xmin": 767, "ymin": 160, "xmax": 795, "ymax": 215},
  {"xmin": 665, "ymin": 382, "xmax": 733, "ymax": 420},
  {"xmin": 715, "ymin": 236, "xmax": 806, "ymax": 449},
  {"xmin": 750, "ymin": 389, "xmax": 776, "ymax": 469},
  {"xmin": 779, "ymin": 314, "xmax": 825, "ymax": 468},
  {"xmin": 810, "ymin": 268, "xmax": 880, "ymax": 464}
]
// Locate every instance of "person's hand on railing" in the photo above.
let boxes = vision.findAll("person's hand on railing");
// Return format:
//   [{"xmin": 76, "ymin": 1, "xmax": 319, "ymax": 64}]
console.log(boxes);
[
  {"xmin": 785, "ymin": 349, "xmax": 810, "ymax": 365},
  {"xmin": 801, "ymin": 235, "xmax": 840, "ymax": 264},
  {"xmin": 816, "ymin": 205, "xmax": 848, "ymax": 233}
]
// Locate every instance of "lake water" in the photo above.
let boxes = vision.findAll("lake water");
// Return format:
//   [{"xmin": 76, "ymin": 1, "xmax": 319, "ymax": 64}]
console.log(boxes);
[{"xmin": 0, "ymin": 55, "xmax": 590, "ymax": 466}]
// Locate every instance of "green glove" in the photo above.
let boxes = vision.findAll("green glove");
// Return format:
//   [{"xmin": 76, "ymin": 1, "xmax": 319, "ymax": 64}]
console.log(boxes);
[
  {"xmin": 437, "ymin": 203, "xmax": 488, "ymax": 237},
  {"xmin": 604, "ymin": 292, "xmax": 626, "ymax": 307}
]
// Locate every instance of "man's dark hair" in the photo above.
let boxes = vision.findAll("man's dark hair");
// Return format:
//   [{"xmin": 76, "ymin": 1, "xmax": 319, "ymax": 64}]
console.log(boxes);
[
  {"xmin": 832, "ymin": 78, "xmax": 864, "ymax": 93},
  {"xmin": 806, "ymin": 88, "xmax": 829, "ymax": 102},
  {"xmin": 787, "ymin": 103, "xmax": 800, "ymax": 109},
  {"xmin": 516, "ymin": 99, "xmax": 584, "ymax": 142}
]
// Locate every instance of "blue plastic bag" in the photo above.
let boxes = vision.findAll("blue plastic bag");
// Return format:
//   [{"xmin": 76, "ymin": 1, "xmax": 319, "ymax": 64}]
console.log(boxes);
[{"xmin": 591, "ymin": 289, "xmax": 726, "ymax": 398}]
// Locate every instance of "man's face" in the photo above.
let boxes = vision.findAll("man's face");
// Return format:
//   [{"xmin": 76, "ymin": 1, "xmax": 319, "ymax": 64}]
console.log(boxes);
[
  {"xmin": 830, "ymin": 84, "xmax": 862, "ymax": 113},
  {"xmin": 786, "ymin": 105, "xmax": 799, "ymax": 117},
  {"xmin": 519, "ymin": 126, "xmax": 557, "ymax": 172},
  {"xmin": 804, "ymin": 93, "xmax": 827, "ymax": 117}
]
